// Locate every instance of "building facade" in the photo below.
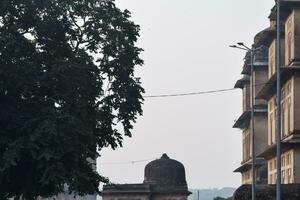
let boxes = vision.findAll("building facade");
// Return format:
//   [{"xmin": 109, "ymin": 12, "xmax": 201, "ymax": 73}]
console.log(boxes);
[
  {"xmin": 233, "ymin": 0, "xmax": 300, "ymax": 186},
  {"xmin": 258, "ymin": 1, "xmax": 300, "ymax": 185},
  {"xmin": 101, "ymin": 154, "xmax": 191, "ymax": 200}
]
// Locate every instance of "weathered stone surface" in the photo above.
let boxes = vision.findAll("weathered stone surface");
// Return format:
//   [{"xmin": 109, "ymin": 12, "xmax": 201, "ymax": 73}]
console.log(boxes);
[
  {"xmin": 144, "ymin": 153, "xmax": 187, "ymax": 186},
  {"xmin": 232, "ymin": 184, "xmax": 300, "ymax": 200}
]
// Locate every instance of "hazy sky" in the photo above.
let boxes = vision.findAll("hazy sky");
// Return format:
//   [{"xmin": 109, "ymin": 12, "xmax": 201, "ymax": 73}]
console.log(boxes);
[{"xmin": 97, "ymin": 0, "xmax": 274, "ymax": 189}]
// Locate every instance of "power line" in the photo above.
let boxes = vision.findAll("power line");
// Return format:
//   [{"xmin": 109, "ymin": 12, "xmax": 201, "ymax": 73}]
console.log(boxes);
[
  {"xmin": 99, "ymin": 158, "xmax": 156, "ymax": 165},
  {"xmin": 143, "ymin": 82, "xmax": 270, "ymax": 98},
  {"xmin": 143, "ymin": 88, "xmax": 237, "ymax": 98}
]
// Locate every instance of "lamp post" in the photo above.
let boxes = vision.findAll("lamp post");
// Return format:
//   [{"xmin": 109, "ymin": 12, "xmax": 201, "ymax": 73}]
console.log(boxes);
[
  {"xmin": 230, "ymin": 43, "xmax": 256, "ymax": 200},
  {"xmin": 276, "ymin": 0, "xmax": 282, "ymax": 200}
]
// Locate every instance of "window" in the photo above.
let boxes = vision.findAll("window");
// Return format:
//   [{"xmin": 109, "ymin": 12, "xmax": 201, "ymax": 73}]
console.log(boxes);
[
  {"xmin": 268, "ymin": 40, "xmax": 276, "ymax": 78},
  {"xmin": 281, "ymin": 79, "xmax": 293, "ymax": 137},
  {"xmin": 268, "ymin": 97, "xmax": 276, "ymax": 145},
  {"xmin": 269, "ymin": 79, "xmax": 294, "ymax": 144},
  {"xmin": 288, "ymin": 168, "xmax": 292, "ymax": 183},
  {"xmin": 285, "ymin": 12, "xmax": 294, "ymax": 66},
  {"xmin": 242, "ymin": 85, "xmax": 250, "ymax": 112},
  {"xmin": 287, "ymin": 32, "xmax": 293, "ymax": 65},
  {"xmin": 242, "ymin": 129, "xmax": 251, "ymax": 162},
  {"xmin": 268, "ymin": 157, "xmax": 277, "ymax": 184},
  {"xmin": 268, "ymin": 150, "xmax": 294, "ymax": 184},
  {"xmin": 287, "ymin": 153, "xmax": 291, "ymax": 165}
]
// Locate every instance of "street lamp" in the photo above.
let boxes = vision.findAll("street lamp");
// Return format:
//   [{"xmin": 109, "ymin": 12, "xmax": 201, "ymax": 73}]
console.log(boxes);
[
  {"xmin": 276, "ymin": 0, "xmax": 282, "ymax": 200},
  {"xmin": 230, "ymin": 42, "xmax": 256, "ymax": 200}
]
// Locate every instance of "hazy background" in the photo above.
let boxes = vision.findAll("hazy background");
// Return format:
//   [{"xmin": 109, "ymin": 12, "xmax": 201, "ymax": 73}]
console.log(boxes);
[{"xmin": 97, "ymin": 0, "xmax": 274, "ymax": 189}]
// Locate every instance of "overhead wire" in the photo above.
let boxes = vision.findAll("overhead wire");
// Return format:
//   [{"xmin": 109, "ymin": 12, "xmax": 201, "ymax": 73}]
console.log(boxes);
[
  {"xmin": 143, "ymin": 82, "xmax": 270, "ymax": 98},
  {"xmin": 99, "ymin": 83, "xmax": 272, "ymax": 164},
  {"xmin": 99, "ymin": 158, "xmax": 157, "ymax": 165},
  {"xmin": 143, "ymin": 87, "xmax": 237, "ymax": 98}
]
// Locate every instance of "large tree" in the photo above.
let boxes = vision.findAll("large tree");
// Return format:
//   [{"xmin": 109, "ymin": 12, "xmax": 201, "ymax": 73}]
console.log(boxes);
[{"xmin": 0, "ymin": 0, "xmax": 144, "ymax": 199}]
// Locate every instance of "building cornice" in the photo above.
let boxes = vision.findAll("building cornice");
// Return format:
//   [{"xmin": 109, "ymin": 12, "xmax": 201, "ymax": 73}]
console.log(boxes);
[
  {"xmin": 242, "ymin": 62, "xmax": 268, "ymax": 75},
  {"xmin": 234, "ymin": 158, "xmax": 266, "ymax": 173},
  {"xmin": 101, "ymin": 183, "xmax": 192, "ymax": 196},
  {"xmin": 233, "ymin": 111, "xmax": 251, "ymax": 129},
  {"xmin": 233, "ymin": 106, "xmax": 267, "ymax": 129},
  {"xmin": 101, "ymin": 184, "xmax": 152, "ymax": 195},
  {"xmin": 234, "ymin": 76, "xmax": 250, "ymax": 89},
  {"xmin": 257, "ymin": 135, "xmax": 300, "ymax": 159},
  {"xmin": 256, "ymin": 66, "xmax": 300, "ymax": 100}
]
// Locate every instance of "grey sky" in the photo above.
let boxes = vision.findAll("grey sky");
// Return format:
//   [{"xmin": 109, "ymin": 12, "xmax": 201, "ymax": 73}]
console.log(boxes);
[{"xmin": 97, "ymin": 0, "xmax": 274, "ymax": 189}]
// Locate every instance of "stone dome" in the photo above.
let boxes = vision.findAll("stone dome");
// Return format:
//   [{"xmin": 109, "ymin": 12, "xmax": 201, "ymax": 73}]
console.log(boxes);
[{"xmin": 143, "ymin": 154, "xmax": 187, "ymax": 186}]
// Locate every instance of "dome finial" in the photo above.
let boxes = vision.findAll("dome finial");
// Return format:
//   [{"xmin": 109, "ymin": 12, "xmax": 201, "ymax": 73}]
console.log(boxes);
[{"xmin": 161, "ymin": 153, "xmax": 169, "ymax": 159}]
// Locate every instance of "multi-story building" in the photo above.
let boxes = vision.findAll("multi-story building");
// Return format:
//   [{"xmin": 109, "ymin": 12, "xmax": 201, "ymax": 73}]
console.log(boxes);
[
  {"xmin": 234, "ymin": 0, "xmax": 300, "ymax": 187},
  {"xmin": 257, "ymin": 1, "xmax": 300, "ymax": 185}
]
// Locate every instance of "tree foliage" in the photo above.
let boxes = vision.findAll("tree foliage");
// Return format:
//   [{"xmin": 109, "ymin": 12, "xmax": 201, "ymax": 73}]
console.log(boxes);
[{"xmin": 0, "ymin": 0, "xmax": 144, "ymax": 199}]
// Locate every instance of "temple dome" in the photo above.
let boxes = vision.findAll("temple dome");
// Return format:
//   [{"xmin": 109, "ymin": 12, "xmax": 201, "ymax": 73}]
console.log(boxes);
[{"xmin": 143, "ymin": 153, "xmax": 187, "ymax": 186}]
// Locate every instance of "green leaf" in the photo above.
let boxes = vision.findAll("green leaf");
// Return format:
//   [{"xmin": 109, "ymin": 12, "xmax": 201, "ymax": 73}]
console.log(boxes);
[{"xmin": 0, "ymin": 0, "xmax": 144, "ymax": 199}]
